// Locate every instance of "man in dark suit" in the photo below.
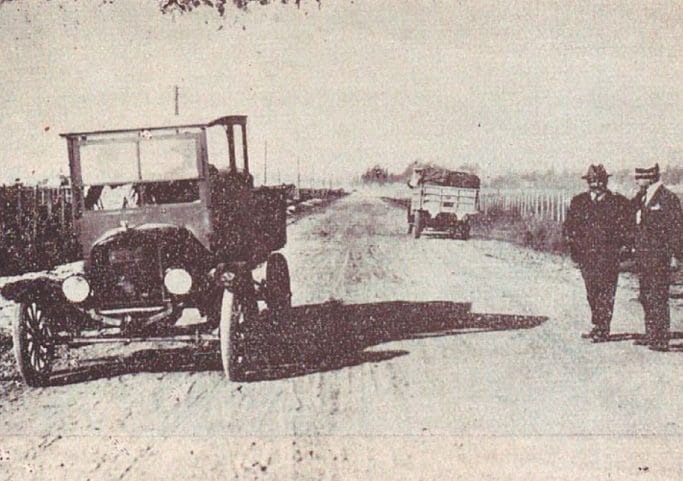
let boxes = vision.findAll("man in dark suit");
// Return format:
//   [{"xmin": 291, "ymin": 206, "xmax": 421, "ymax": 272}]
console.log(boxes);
[
  {"xmin": 563, "ymin": 165, "xmax": 631, "ymax": 342},
  {"xmin": 632, "ymin": 163, "xmax": 683, "ymax": 351}
]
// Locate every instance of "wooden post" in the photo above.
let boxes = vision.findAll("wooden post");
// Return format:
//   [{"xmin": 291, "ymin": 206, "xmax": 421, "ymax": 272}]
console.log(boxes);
[
  {"xmin": 46, "ymin": 188, "xmax": 53, "ymax": 216},
  {"xmin": 16, "ymin": 187, "xmax": 22, "ymax": 225},
  {"xmin": 59, "ymin": 187, "xmax": 66, "ymax": 231},
  {"xmin": 32, "ymin": 186, "xmax": 39, "ymax": 266}
]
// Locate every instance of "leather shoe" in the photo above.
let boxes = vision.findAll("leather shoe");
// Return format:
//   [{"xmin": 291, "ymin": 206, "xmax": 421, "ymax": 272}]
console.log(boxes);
[
  {"xmin": 581, "ymin": 328, "xmax": 601, "ymax": 339},
  {"xmin": 648, "ymin": 343, "xmax": 669, "ymax": 352},
  {"xmin": 592, "ymin": 333, "xmax": 610, "ymax": 343}
]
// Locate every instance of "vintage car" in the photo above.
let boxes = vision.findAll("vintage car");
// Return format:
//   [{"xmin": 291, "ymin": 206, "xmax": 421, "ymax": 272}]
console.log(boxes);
[
  {"xmin": 407, "ymin": 167, "xmax": 480, "ymax": 239},
  {"xmin": 2, "ymin": 115, "xmax": 292, "ymax": 384}
]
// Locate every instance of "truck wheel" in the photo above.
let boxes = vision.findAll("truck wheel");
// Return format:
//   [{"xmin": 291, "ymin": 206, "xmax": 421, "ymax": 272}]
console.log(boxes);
[
  {"xmin": 13, "ymin": 301, "xmax": 55, "ymax": 387},
  {"xmin": 461, "ymin": 222, "xmax": 471, "ymax": 240},
  {"xmin": 407, "ymin": 207, "xmax": 414, "ymax": 234},
  {"xmin": 265, "ymin": 253, "xmax": 291, "ymax": 318},
  {"xmin": 219, "ymin": 276, "xmax": 257, "ymax": 382},
  {"xmin": 413, "ymin": 211, "xmax": 423, "ymax": 239}
]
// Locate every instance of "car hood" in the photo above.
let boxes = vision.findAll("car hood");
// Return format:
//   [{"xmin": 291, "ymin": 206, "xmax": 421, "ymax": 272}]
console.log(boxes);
[
  {"xmin": 88, "ymin": 223, "xmax": 213, "ymax": 272},
  {"xmin": 92, "ymin": 223, "xmax": 191, "ymax": 249}
]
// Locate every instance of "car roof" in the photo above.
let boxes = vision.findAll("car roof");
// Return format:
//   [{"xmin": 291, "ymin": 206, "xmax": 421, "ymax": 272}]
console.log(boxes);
[{"xmin": 59, "ymin": 115, "xmax": 247, "ymax": 139}]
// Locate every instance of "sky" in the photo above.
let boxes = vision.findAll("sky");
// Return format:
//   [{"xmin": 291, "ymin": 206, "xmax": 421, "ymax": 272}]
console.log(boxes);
[{"xmin": 0, "ymin": 0, "xmax": 681, "ymax": 186}]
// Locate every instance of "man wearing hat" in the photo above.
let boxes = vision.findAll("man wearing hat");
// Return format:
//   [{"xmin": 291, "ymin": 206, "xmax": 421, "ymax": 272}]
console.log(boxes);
[
  {"xmin": 564, "ymin": 164, "xmax": 631, "ymax": 342},
  {"xmin": 632, "ymin": 163, "xmax": 683, "ymax": 351}
]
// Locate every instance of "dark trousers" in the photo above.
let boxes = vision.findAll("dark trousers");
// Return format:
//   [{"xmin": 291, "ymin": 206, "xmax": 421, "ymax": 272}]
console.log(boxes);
[
  {"xmin": 580, "ymin": 261, "xmax": 619, "ymax": 333},
  {"xmin": 639, "ymin": 266, "xmax": 671, "ymax": 344}
]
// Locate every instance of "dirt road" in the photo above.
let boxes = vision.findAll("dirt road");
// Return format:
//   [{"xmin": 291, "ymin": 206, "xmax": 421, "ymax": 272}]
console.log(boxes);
[{"xmin": 1, "ymin": 192, "xmax": 682, "ymax": 480}]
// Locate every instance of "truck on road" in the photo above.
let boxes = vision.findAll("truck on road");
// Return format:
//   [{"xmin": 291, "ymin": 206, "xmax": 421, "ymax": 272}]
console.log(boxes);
[{"xmin": 407, "ymin": 167, "xmax": 480, "ymax": 239}]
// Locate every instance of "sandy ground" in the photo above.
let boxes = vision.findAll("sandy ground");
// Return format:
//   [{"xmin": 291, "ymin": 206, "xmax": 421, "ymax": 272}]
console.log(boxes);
[{"xmin": 0, "ymin": 191, "xmax": 682, "ymax": 480}]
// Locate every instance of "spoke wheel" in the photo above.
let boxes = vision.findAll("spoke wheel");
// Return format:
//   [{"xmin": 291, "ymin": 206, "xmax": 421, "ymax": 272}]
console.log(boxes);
[
  {"xmin": 13, "ymin": 301, "xmax": 55, "ymax": 387},
  {"xmin": 219, "ymin": 276, "xmax": 258, "ymax": 381}
]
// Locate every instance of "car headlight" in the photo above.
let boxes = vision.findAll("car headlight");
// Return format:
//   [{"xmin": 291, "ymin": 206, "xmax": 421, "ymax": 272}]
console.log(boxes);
[
  {"xmin": 62, "ymin": 275, "xmax": 90, "ymax": 303},
  {"xmin": 164, "ymin": 268, "xmax": 192, "ymax": 295}
]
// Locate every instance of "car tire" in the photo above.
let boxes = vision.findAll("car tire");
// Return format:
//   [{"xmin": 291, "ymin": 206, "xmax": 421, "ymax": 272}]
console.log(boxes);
[
  {"xmin": 13, "ymin": 301, "xmax": 55, "ymax": 387},
  {"xmin": 407, "ymin": 207, "xmax": 414, "ymax": 234},
  {"xmin": 413, "ymin": 210, "xmax": 423, "ymax": 239},
  {"xmin": 219, "ymin": 275, "xmax": 258, "ymax": 382},
  {"xmin": 461, "ymin": 222, "xmax": 471, "ymax": 240},
  {"xmin": 265, "ymin": 253, "xmax": 291, "ymax": 319}
]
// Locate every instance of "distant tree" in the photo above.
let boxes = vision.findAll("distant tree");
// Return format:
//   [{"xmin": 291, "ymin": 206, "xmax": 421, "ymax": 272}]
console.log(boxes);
[
  {"xmin": 361, "ymin": 165, "xmax": 388, "ymax": 184},
  {"xmin": 0, "ymin": 0, "xmax": 323, "ymax": 16},
  {"xmin": 159, "ymin": 0, "xmax": 321, "ymax": 16}
]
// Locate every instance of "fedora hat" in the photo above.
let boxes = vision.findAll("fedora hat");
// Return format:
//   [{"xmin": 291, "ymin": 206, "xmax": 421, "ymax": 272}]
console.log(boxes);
[{"xmin": 581, "ymin": 164, "xmax": 610, "ymax": 181}]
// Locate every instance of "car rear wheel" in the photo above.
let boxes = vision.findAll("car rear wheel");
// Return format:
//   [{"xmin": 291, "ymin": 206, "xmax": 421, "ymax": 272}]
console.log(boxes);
[
  {"xmin": 265, "ymin": 253, "xmax": 291, "ymax": 319},
  {"xmin": 13, "ymin": 301, "xmax": 55, "ymax": 387},
  {"xmin": 461, "ymin": 222, "xmax": 471, "ymax": 240},
  {"xmin": 219, "ymin": 275, "xmax": 258, "ymax": 382},
  {"xmin": 407, "ymin": 207, "xmax": 414, "ymax": 234},
  {"xmin": 413, "ymin": 210, "xmax": 423, "ymax": 239}
]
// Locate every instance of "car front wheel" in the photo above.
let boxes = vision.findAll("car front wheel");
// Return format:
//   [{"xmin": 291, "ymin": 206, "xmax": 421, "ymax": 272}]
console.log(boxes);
[
  {"xmin": 219, "ymin": 276, "xmax": 258, "ymax": 382},
  {"xmin": 13, "ymin": 301, "xmax": 55, "ymax": 387}
]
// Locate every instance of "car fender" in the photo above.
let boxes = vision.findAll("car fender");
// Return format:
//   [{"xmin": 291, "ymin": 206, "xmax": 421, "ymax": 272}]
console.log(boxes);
[
  {"xmin": 1, "ymin": 277, "xmax": 65, "ymax": 305},
  {"xmin": 1, "ymin": 277, "xmax": 88, "ymax": 328}
]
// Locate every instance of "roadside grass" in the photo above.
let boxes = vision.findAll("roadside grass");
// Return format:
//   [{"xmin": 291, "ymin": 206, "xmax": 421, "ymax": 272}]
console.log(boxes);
[
  {"xmin": 473, "ymin": 207, "xmax": 567, "ymax": 254},
  {"xmin": 0, "ymin": 328, "xmax": 20, "ymax": 390}
]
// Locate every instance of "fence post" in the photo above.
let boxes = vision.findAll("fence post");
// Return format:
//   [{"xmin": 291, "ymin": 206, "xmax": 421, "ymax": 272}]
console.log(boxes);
[
  {"xmin": 32, "ymin": 186, "xmax": 39, "ymax": 269},
  {"xmin": 59, "ymin": 187, "xmax": 66, "ymax": 232},
  {"xmin": 47, "ymin": 188, "xmax": 53, "ymax": 216}
]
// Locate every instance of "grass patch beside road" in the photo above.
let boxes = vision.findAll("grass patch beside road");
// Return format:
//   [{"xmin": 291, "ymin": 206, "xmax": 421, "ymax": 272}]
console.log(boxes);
[
  {"xmin": 0, "ymin": 329, "xmax": 21, "ymax": 398},
  {"xmin": 473, "ymin": 208, "xmax": 567, "ymax": 254}
]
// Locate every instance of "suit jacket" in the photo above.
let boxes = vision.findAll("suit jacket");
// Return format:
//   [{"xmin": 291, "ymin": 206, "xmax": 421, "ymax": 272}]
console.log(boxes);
[
  {"xmin": 633, "ymin": 185, "xmax": 683, "ymax": 271},
  {"xmin": 563, "ymin": 190, "xmax": 631, "ymax": 267}
]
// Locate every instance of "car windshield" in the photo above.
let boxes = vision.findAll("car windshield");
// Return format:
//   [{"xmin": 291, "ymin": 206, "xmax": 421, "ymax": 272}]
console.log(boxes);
[
  {"xmin": 77, "ymin": 131, "xmax": 202, "ymax": 210},
  {"xmin": 79, "ymin": 133, "xmax": 200, "ymax": 185}
]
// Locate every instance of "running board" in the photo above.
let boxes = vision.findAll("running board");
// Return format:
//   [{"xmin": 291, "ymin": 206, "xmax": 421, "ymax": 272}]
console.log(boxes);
[{"xmin": 66, "ymin": 332, "xmax": 219, "ymax": 347}]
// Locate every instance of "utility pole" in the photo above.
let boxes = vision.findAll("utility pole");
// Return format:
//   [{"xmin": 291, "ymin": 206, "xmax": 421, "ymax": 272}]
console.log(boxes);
[{"xmin": 174, "ymin": 85, "xmax": 179, "ymax": 116}]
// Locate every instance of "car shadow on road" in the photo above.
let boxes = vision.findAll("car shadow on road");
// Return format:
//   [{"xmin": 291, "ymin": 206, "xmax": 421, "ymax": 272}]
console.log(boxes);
[
  {"xmin": 48, "ymin": 300, "xmax": 547, "ymax": 385},
  {"xmin": 247, "ymin": 300, "xmax": 547, "ymax": 381}
]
